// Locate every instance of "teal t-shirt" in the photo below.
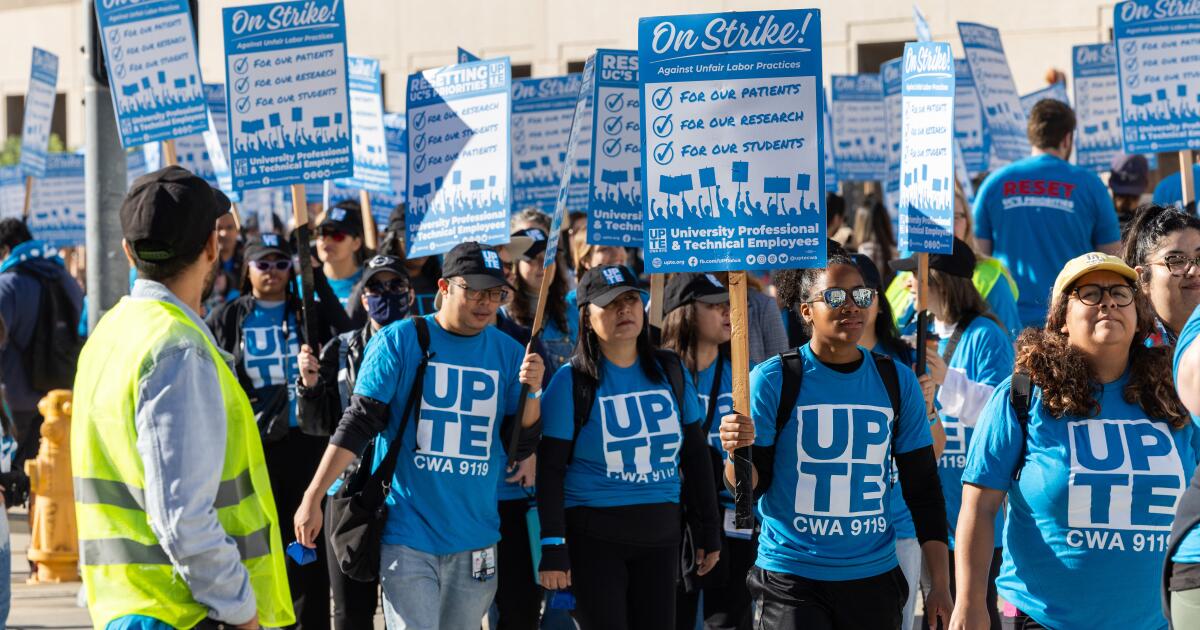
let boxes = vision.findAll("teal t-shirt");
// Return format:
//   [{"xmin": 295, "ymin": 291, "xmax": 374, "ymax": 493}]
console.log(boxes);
[
  {"xmin": 1172, "ymin": 307, "xmax": 1200, "ymax": 562},
  {"xmin": 241, "ymin": 300, "xmax": 300, "ymax": 428},
  {"xmin": 327, "ymin": 268, "xmax": 363, "ymax": 308}
]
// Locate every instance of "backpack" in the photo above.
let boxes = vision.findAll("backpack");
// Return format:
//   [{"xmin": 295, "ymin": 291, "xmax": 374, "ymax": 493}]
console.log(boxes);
[
  {"xmin": 17, "ymin": 268, "xmax": 82, "ymax": 392},
  {"xmin": 1009, "ymin": 371, "xmax": 1033, "ymax": 479},
  {"xmin": 568, "ymin": 349, "xmax": 687, "ymax": 459}
]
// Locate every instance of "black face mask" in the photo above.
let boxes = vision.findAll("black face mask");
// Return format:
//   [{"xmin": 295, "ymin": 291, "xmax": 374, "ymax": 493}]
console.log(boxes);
[{"xmin": 366, "ymin": 291, "xmax": 410, "ymax": 326}]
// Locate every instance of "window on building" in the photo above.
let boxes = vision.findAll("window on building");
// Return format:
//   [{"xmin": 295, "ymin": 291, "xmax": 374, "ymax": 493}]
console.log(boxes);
[
  {"xmin": 512, "ymin": 64, "xmax": 532, "ymax": 79},
  {"xmin": 856, "ymin": 41, "xmax": 909, "ymax": 73},
  {"xmin": 5, "ymin": 93, "xmax": 68, "ymax": 146},
  {"xmin": 566, "ymin": 60, "xmax": 587, "ymax": 74}
]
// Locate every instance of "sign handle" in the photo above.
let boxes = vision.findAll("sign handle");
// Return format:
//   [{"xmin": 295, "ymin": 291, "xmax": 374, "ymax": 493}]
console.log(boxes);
[
  {"xmin": 915, "ymin": 253, "xmax": 930, "ymax": 375},
  {"xmin": 229, "ymin": 201, "xmax": 243, "ymax": 232},
  {"xmin": 1180, "ymin": 150, "xmax": 1195, "ymax": 209},
  {"xmin": 505, "ymin": 260, "xmax": 556, "ymax": 468},
  {"xmin": 161, "ymin": 139, "xmax": 178, "ymax": 167},
  {"xmin": 728, "ymin": 271, "xmax": 755, "ymax": 529},
  {"xmin": 21, "ymin": 175, "xmax": 33, "ymax": 220},
  {"xmin": 290, "ymin": 183, "xmax": 321, "ymax": 351},
  {"xmin": 360, "ymin": 189, "xmax": 378, "ymax": 251},
  {"xmin": 649, "ymin": 274, "xmax": 665, "ymax": 329}
]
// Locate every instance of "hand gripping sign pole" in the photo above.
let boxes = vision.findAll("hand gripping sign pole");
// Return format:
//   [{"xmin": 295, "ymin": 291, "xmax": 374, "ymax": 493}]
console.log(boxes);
[
  {"xmin": 727, "ymin": 271, "xmax": 755, "ymax": 528},
  {"xmin": 291, "ymin": 183, "xmax": 322, "ymax": 351}
]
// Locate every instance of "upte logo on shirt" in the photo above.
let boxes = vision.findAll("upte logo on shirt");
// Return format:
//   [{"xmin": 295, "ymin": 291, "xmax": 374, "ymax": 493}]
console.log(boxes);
[
  {"xmin": 243, "ymin": 323, "xmax": 300, "ymax": 390},
  {"xmin": 599, "ymin": 389, "xmax": 681, "ymax": 478},
  {"xmin": 793, "ymin": 404, "xmax": 892, "ymax": 518},
  {"xmin": 940, "ymin": 418, "xmax": 973, "ymax": 470},
  {"xmin": 416, "ymin": 363, "xmax": 500, "ymax": 473},
  {"xmin": 1067, "ymin": 419, "xmax": 1185, "ymax": 532}
]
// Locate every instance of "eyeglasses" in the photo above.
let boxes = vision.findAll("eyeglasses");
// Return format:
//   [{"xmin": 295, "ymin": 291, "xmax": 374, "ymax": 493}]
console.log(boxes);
[
  {"xmin": 1072, "ymin": 283, "xmax": 1136, "ymax": 307},
  {"xmin": 449, "ymin": 280, "xmax": 510, "ymax": 304},
  {"xmin": 808, "ymin": 287, "xmax": 875, "ymax": 309},
  {"xmin": 250, "ymin": 259, "xmax": 292, "ymax": 272},
  {"xmin": 365, "ymin": 279, "xmax": 409, "ymax": 295},
  {"xmin": 1149, "ymin": 254, "xmax": 1200, "ymax": 276},
  {"xmin": 318, "ymin": 229, "xmax": 348, "ymax": 242}
]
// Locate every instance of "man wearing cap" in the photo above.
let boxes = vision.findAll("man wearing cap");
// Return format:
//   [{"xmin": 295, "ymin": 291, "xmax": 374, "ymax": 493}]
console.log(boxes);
[
  {"xmin": 71, "ymin": 166, "xmax": 292, "ymax": 629},
  {"xmin": 1108, "ymin": 154, "xmax": 1149, "ymax": 229},
  {"xmin": 295, "ymin": 242, "xmax": 544, "ymax": 629}
]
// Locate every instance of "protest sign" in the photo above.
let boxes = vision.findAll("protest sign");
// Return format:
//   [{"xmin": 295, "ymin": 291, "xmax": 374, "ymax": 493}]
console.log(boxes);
[
  {"xmin": 200, "ymin": 82, "xmax": 239, "ymax": 199},
  {"xmin": 959, "ymin": 22, "xmax": 1030, "ymax": 162},
  {"xmin": 589, "ymin": 50, "xmax": 643, "ymax": 247},
  {"xmin": 125, "ymin": 148, "xmax": 148, "ymax": 190},
  {"xmin": 0, "ymin": 168, "xmax": 24, "ymax": 219},
  {"xmin": 222, "ymin": 0, "xmax": 353, "ymax": 191},
  {"xmin": 94, "ymin": 0, "xmax": 207, "ymax": 148},
  {"xmin": 20, "ymin": 47, "xmax": 58, "ymax": 180},
  {"xmin": 899, "ymin": 42, "xmax": 956, "ymax": 255},
  {"xmin": 341, "ymin": 56, "xmax": 391, "ymax": 194},
  {"xmin": 405, "ymin": 57, "xmax": 512, "ymax": 257},
  {"xmin": 954, "ymin": 58, "xmax": 990, "ymax": 175},
  {"xmin": 144, "ymin": 134, "xmax": 217, "ymax": 188},
  {"xmin": 1073, "ymin": 43, "xmax": 1123, "ymax": 172},
  {"xmin": 883, "ymin": 58, "xmax": 904, "ymax": 215},
  {"xmin": 832, "ymin": 74, "xmax": 887, "ymax": 181},
  {"xmin": 1020, "ymin": 81, "xmax": 1070, "ymax": 117},
  {"xmin": 458, "ymin": 47, "xmax": 480, "ymax": 64},
  {"xmin": 823, "ymin": 92, "xmax": 838, "ymax": 190},
  {"xmin": 639, "ymin": 8, "xmax": 826, "ymax": 528},
  {"xmin": 28, "ymin": 153, "xmax": 85, "ymax": 248},
  {"xmin": 511, "ymin": 74, "xmax": 582, "ymax": 216}
]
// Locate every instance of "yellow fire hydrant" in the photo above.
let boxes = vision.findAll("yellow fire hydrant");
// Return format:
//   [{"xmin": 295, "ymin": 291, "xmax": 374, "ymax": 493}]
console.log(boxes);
[{"xmin": 24, "ymin": 390, "xmax": 79, "ymax": 583}]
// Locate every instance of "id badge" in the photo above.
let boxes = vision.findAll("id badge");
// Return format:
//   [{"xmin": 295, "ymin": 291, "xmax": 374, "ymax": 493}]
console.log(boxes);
[
  {"xmin": 472, "ymin": 547, "xmax": 497, "ymax": 581},
  {"xmin": 724, "ymin": 507, "xmax": 753, "ymax": 540}
]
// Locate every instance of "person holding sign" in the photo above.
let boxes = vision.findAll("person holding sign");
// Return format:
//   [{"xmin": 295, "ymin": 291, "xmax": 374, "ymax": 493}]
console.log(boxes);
[
  {"xmin": 294, "ymin": 242, "xmax": 544, "ymax": 629},
  {"xmin": 316, "ymin": 201, "xmax": 367, "ymax": 309},
  {"xmin": 718, "ymin": 251, "xmax": 952, "ymax": 629},
  {"xmin": 536, "ymin": 265, "xmax": 721, "ymax": 630},
  {"xmin": 503, "ymin": 224, "xmax": 576, "ymax": 373},
  {"xmin": 1120, "ymin": 204, "xmax": 1200, "ymax": 348},
  {"xmin": 972, "ymin": 100, "xmax": 1122, "ymax": 329},
  {"xmin": 951, "ymin": 253, "xmax": 1198, "ymax": 630}
]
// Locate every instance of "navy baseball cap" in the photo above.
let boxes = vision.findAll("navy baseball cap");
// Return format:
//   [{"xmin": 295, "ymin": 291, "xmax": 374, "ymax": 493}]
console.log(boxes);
[
  {"xmin": 435, "ymin": 242, "xmax": 513, "ymax": 309},
  {"xmin": 1109, "ymin": 154, "xmax": 1149, "ymax": 196},
  {"xmin": 663, "ymin": 272, "xmax": 728, "ymax": 314},
  {"xmin": 577, "ymin": 265, "xmax": 647, "ymax": 308}
]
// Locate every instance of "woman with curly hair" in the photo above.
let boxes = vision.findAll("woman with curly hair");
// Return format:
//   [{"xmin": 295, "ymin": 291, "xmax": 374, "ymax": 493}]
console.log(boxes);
[
  {"xmin": 950, "ymin": 253, "xmax": 1200, "ymax": 630},
  {"xmin": 1120, "ymin": 203, "xmax": 1200, "ymax": 348}
]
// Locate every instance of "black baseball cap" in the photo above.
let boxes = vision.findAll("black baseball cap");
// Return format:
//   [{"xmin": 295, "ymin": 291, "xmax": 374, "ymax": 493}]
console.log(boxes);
[
  {"xmin": 577, "ymin": 265, "xmax": 647, "ymax": 308},
  {"xmin": 664, "ymin": 272, "xmax": 728, "ymax": 314},
  {"xmin": 1109, "ymin": 154, "xmax": 1149, "ymax": 196},
  {"xmin": 362, "ymin": 254, "xmax": 408, "ymax": 286},
  {"xmin": 850, "ymin": 253, "xmax": 884, "ymax": 291},
  {"xmin": 508, "ymin": 227, "xmax": 549, "ymax": 260},
  {"xmin": 435, "ymin": 242, "xmax": 513, "ymax": 309},
  {"xmin": 890, "ymin": 237, "xmax": 976, "ymax": 279},
  {"xmin": 317, "ymin": 202, "xmax": 364, "ymax": 237},
  {"xmin": 120, "ymin": 166, "xmax": 231, "ymax": 263},
  {"xmin": 243, "ymin": 232, "xmax": 292, "ymax": 261}
]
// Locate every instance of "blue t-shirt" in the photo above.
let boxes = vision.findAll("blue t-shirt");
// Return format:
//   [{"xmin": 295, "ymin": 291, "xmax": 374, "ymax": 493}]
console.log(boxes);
[
  {"xmin": 750, "ymin": 344, "xmax": 933, "ymax": 581},
  {"xmin": 872, "ymin": 345, "xmax": 917, "ymax": 541},
  {"xmin": 1172, "ymin": 308, "xmax": 1200, "ymax": 562},
  {"xmin": 964, "ymin": 374, "xmax": 1200, "ymax": 630},
  {"xmin": 973, "ymin": 154, "xmax": 1121, "ymax": 328},
  {"xmin": 327, "ymin": 268, "xmax": 363, "ymax": 308},
  {"xmin": 241, "ymin": 301, "xmax": 300, "ymax": 428},
  {"xmin": 542, "ymin": 356, "xmax": 704, "ymax": 508},
  {"xmin": 697, "ymin": 356, "xmax": 735, "ymax": 509},
  {"xmin": 1153, "ymin": 164, "xmax": 1200, "ymax": 209},
  {"xmin": 935, "ymin": 317, "xmax": 1013, "ymax": 549},
  {"xmin": 355, "ymin": 315, "xmax": 524, "ymax": 554}
]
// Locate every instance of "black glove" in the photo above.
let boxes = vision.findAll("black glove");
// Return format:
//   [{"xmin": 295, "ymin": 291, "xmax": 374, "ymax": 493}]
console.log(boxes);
[
  {"xmin": 0, "ymin": 470, "xmax": 29, "ymax": 508},
  {"xmin": 538, "ymin": 543, "xmax": 570, "ymax": 574}
]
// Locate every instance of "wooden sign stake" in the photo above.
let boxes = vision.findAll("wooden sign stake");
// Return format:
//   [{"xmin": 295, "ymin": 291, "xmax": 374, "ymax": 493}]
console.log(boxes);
[
  {"xmin": 915, "ymin": 253, "xmax": 930, "ymax": 375},
  {"xmin": 1180, "ymin": 150, "xmax": 1195, "ymax": 209},
  {"xmin": 649, "ymin": 273, "xmax": 665, "ymax": 328},
  {"xmin": 290, "ymin": 183, "xmax": 321, "ymax": 349},
  {"xmin": 505, "ymin": 260, "xmax": 556, "ymax": 467},
  {"xmin": 161, "ymin": 139, "xmax": 178, "ymax": 167},
  {"xmin": 21, "ymin": 176, "xmax": 33, "ymax": 220},
  {"xmin": 728, "ymin": 270, "xmax": 755, "ymax": 528},
  {"xmin": 360, "ymin": 189, "xmax": 378, "ymax": 251}
]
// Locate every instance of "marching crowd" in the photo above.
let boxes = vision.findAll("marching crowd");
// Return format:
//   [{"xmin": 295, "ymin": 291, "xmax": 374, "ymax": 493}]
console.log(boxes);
[{"xmin": 3, "ymin": 94, "xmax": 1200, "ymax": 630}]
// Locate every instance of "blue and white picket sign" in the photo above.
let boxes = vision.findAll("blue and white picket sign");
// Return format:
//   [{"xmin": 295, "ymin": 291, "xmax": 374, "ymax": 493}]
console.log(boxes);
[
  {"xmin": 589, "ymin": 50, "xmax": 642, "ymax": 247},
  {"xmin": 898, "ymin": 42, "xmax": 956, "ymax": 255},
  {"xmin": 638, "ymin": 9, "xmax": 826, "ymax": 273},
  {"xmin": 327, "ymin": 112, "xmax": 405, "ymax": 226},
  {"xmin": 241, "ymin": 187, "xmax": 288, "ymax": 230},
  {"xmin": 1114, "ymin": 0, "xmax": 1200, "ymax": 153},
  {"xmin": 882, "ymin": 58, "xmax": 904, "ymax": 215},
  {"xmin": 959, "ymin": 22, "xmax": 1030, "ymax": 162},
  {"xmin": 0, "ymin": 167, "xmax": 24, "ymax": 219},
  {"xmin": 405, "ymin": 57, "xmax": 512, "ymax": 257},
  {"xmin": 94, "ymin": 0, "xmax": 207, "ymax": 148},
  {"xmin": 832, "ymin": 74, "xmax": 887, "ymax": 182},
  {"xmin": 144, "ymin": 133, "xmax": 217, "ymax": 188},
  {"xmin": 954, "ymin": 58, "xmax": 990, "ymax": 175},
  {"xmin": 19, "ymin": 48, "xmax": 58, "ymax": 178},
  {"xmin": 1073, "ymin": 43, "xmax": 1123, "ymax": 172},
  {"xmin": 458, "ymin": 47, "xmax": 480, "ymax": 64},
  {"xmin": 222, "ymin": 0, "xmax": 353, "ymax": 190},
  {"xmin": 200, "ymin": 82, "xmax": 239, "ymax": 199},
  {"xmin": 823, "ymin": 91, "xmax": 838, "ymax": 190},
  {"xmin": 546, "ymin": 56, "xmax": 596, "ymax": 269},
  {"xmin": 565, "ymin": 68, "xmax": 594, "ymax": 216},
  {"xmin": 913, "ymin": 4, "xmax": 932, "ymax": 43},
  {"xmin": 338, "ymin": 56, "xmax": 391, "ymax": 193},
  {"xmin": 125, "ymin": 148, "xmax": 148, "ymax": 190},
  {"xmin": 1020, "ymin": 81, "xmax": 1070, "ymax": 117},
  {"xmin": 28, "ymin": 153, "xmax": 85, "ymax": 248},
  {"xmin": 511, "ymin": 74, "xmax": 582, "ymax": 216}
]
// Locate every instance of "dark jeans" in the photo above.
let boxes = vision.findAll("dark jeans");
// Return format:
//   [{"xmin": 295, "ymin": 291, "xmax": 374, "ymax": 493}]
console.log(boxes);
[
  {"xmin": 676, "ymin": 534, "xmax": 757, "ymax": 630},
  {"xmin": 748, "ymin": 565, "xmax": 908, "ymax": 630},
  {"xmin": 323, "ymin": 504, "xmax": 378, "ymax": 630},
  {"xmin": 496, "ymin": 497, "xmax": 541, "ymax": 630},
  {"xmin": 568, "ymin": 525, "xmax": 680, "ymax": 630},
  {"xmin": 265, "ymin": 429, "xmax": 330, "ymax": 629}
]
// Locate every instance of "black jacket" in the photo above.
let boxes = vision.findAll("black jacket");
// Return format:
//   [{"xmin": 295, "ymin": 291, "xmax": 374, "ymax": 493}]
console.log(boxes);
[{"xmin": 296, "ymin": 324, "xmax": 373, "ymax": 435}]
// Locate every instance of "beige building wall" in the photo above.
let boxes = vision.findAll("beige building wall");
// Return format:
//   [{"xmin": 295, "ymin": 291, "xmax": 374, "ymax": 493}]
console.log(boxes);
[{"xmin": 0, "ymin": 0, "xmax": 1117, "ymax": 151}]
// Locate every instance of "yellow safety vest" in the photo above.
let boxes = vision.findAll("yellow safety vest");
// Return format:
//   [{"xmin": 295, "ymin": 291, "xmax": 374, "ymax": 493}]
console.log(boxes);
[
  {"xmin": 885, "ymin": 257, "xmax": 1018, "ymax": 328},
  {"xmin": 71, "ymin": 296, "xmax": 293, "ymax": 629}
]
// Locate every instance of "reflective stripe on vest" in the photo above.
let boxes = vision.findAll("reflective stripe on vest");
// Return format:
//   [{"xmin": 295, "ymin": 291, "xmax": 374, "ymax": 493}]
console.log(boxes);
[
  {"xmin": 74, "ymin": 471, "xmax": 251, "ymax": 512},
  {"xmin": 80, "ymin": 525, "xmax": 273, "ymax": 566}
]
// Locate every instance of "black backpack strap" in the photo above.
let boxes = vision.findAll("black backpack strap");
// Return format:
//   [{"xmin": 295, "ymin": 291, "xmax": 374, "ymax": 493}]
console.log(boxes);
[
  {"xmin": 701, "ymin": 353, "xmax": 726, "ymax": 434},
  {"xmin": 374, "ymin": 317, "xmax": 434, "ymax": 482},
  {"xmin": 1010, "ymin": 371, "xmax": 1033, "ymax": 480},
  {"xmin": 653, "ymin": 349, "xmax": 687, "ymax": 414},
  {"xmin": 568, "ymin": 362, "xmax": 597, "ymax": 465},
  {"xmin": 775, "ymin": 350, "xmax": 804, "ymax": 440},
  {"xmin": 940, "ymin": 313, "xmax": 979, "ymax": 364}
]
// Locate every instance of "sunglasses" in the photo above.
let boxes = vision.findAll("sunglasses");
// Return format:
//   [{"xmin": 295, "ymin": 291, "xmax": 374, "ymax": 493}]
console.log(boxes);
[
  {"xmin": 808, "ymin": 287, "xmax": 875, "ymax": 309},
  {"xmin": 318, "ymin": 229, "xmax": 348, "ymax": 242},
  {"xmin": 365, "ymin": 279, "xmax": 409, "ymax": 295},
  {"xmin": 250, "ymin": 259, "xmax": 292, "ymax": 272}
]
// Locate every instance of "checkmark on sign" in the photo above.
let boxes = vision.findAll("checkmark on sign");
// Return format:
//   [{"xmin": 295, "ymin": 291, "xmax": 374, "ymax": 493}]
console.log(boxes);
[
  {"xmin": 236, "ymin": 96, "xmax": 250, "ymax": 113},
  {"xmin": 653, "ymin": 142, "xmax": 674, "ymax": 165},
  {"xmin": 604, "ymin": 116, "xmax": 622, "ymax": 135},
  {"xmin": 652, "ymin": 87, "xmax": 672, "ymax": 110},
  {"xmin": 652, "ymin": 114, "xmax": 672, "ymax": 138},
  {"xmin": 414, "ymin": 134, "xmax": 426, "ymax": 151},
  {"xmin": 602, "ymin": 138, "xmax": 622, "ymax": 157},
  {"xmin": 413, "ymin": 111, "xmax": 426, "ymax": 130},
  {"xmin": 234, "ymin": 57, "xmax": 248, "ymax": 75},
  {"xmin": 413, "ymin": 154, "xmax": 427, "ymax": 173},
  {"xmin": 235, "ymin": 77, "xmax": 250, "ymax": 94},
  {"xmin": 604, "ymin": 92, "xmax": 624, "ymax": 113}
]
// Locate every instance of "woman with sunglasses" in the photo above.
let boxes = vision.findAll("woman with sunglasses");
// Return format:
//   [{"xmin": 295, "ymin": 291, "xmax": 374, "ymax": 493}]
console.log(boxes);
[
  {"xmin": 537, "ymin": 265, "xmax": 721, "ymax": 630},
  {"xmin": 1120, "ymin": 203, "xmax": 1200, "ymax": 348},
  {"xmin": 208, "ymin": 233, "xmax": 341, "ymax": 627},
  {"xmin": 316, "ymin": 201, "xmax": 367, "ymax": 310},
  {"xmin": 950, "ymin": 253, "xmax": 1200, "ymax": 630},
  {"xmin": 719, "ymin": 249, "xmax": 952, "ymax": 629},
  {"xmin": 295, "ymin": 255, "xmax": 412, "ymax": 630},
  {"xmin": 892, "ymin": 239, "xmax": 1014, "ymax": 630}
]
